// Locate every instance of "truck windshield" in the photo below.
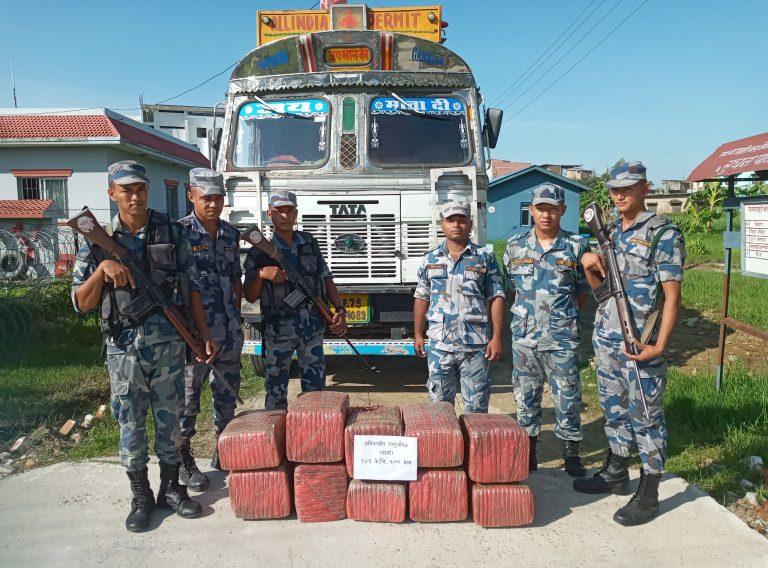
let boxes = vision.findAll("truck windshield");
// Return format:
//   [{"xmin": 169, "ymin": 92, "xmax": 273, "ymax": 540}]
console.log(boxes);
[
  {"xmin": 369, "ymin": 96, "xmax": 471, "ymax": 166},
  {"xmin": 232, "ymin": 98, "xmax": 330, "ymax": 168}
]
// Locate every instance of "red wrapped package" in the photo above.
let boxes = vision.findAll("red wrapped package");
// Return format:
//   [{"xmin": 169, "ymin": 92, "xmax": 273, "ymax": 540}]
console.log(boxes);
[
  {"xmin": 345, "ymin": 406, "xmax": 403, "ymax": 477},
  {"xmin": 408, "ymin": 468, "xmax": 468, "ymax": 522},
  {"xmin": 218, "ymin": 410, "xmax": 287, "ymax": 471},
  {"xmin": 346, "ymin": 479, "xmax": 406, "ymax": 523},
  {"xmin": 294, "ymin": 463, "xmax": 348, "ymax": 522},
  {"xmin": 471, "ymin": 483, "xmax": 535, "ymax": 527},
  {"xmin": 228, "ymin": 463, "xmax": 292, "ymax": 520},
  {"xmin": 460, "ymin": 413, "xmax": 529, "ymax": 483},
  {"xmin": 287, "ymin": 392, "xmax": 349, "ymax": 463},
  {"xmin": 402, "ymin": 402, "xmax": 463, "ymax": 468}
]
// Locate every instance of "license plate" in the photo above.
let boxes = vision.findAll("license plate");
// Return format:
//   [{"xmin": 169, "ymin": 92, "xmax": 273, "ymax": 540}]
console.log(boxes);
[{"xmin": 335, "ymin": 294, "xmax": 370, "ymax": 324}]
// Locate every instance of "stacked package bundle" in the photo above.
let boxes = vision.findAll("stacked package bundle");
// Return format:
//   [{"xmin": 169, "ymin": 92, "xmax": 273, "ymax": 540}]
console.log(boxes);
[
  {"xmin": 344, "ymin": 405, "xmax": 403, "ymax": 477},
  {"xmin": 408, "ymin": 468, "xmax": 468, "ymax": 522},
  {"xmin": 471, "ymin": 483, "xmax": 535, "ymax": 528},
  {"xmin": 346, "ymin": 479, "xmax": 406, "ymax": 523},
  {"xmin": 459, "ymin": 413, "xmax": 528, "ymax": 483},
  {"xmin": 228, "ymin": 463, "xmax": 292, "ymax": 520},
  {"xmin": 402, "ymin": 402, "xmax": 463, "ymax": 468},
  {"xmin": 294, "ymin": 463, "xmax": 349, "ymax": 522},
  {"xmin": 287, "ymin": 392, "xmax": 350, "ymax": 463},
  {"xmin": 217, "ymin": 410, "xmax": 291, "ymax": 520},
  {"xmin": 218, "ymin": 410, "xmax": 287, "ymax": 471},
  {"xmin": 460, "ymin": 413, "xmax": 534, "ymax": 527}
]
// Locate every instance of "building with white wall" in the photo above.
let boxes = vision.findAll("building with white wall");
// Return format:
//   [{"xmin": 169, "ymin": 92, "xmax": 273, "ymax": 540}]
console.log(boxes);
[
  {"xmin": 0, "ymin": 108, "xmax": 210, "ymax": 224},
  {"xmin": 140, "ymin": 104, "xmax": 224, "ymax": 163}
]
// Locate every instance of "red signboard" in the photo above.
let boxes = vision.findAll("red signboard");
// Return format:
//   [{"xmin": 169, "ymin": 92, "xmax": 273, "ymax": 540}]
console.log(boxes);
[{"xmin": 688, "ymin": 131, "xmax": 768, "ymax": 181}]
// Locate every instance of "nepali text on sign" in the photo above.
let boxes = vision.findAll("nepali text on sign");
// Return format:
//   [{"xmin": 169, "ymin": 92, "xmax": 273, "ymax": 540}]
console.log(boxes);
[{"xmin": 354, "ymin": 435, "xmax": 418, "ymax": 481}]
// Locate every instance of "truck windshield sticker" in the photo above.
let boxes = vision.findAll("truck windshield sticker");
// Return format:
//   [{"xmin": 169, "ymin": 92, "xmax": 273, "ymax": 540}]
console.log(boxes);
[
  {"xmin": 240, "ymin": 99, "xmax": 329, "ymax": 119},
  {"xmin": 370, "ymin": 97, "xmax": 465, "ymax": 115},
  {"xmin": 369, "ymin": 96, "xmax": 470, "ymax": 167}
]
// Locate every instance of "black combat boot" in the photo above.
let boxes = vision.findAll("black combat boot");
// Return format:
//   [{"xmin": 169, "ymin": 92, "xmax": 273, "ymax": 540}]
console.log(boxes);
[
  {"xmin": 180, "ymin": 438, "xmax": 209, "ymax": 491},
  {"xmin": 562, "ymin": 440, "xmax": 587, "ymax": 477},
  {"xmin": 157, "ymin": 462, "xmax": 202, "ymax": 518},
  {"xmin": 210, "ymin": 432, "xmax": 225, "ymax": 471},
  {"xmin": 573, "ymin": 448, "xmax": 631, "ymax": 495},
  {"xmin": 613, "ymin": 469, "xmax": 662, "ymax": 526},
  {"xmin": 528, "ymin": 436, "xmax": 538, "ymax": 472},
  {"xmin": 125, "ymin": 468, "xmax": 155, "ymax": 532}
]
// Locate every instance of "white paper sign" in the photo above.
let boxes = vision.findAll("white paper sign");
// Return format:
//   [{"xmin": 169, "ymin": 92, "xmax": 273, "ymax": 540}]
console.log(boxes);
[{"xmin": 353, "ymin": 435, "xmax": 418, "ymax": 481}]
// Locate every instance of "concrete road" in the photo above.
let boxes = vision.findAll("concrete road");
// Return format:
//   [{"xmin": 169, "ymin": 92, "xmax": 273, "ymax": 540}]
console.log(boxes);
[{"xmin": 1, "ymin": 458, "xmax": 766, "ymax": 568}]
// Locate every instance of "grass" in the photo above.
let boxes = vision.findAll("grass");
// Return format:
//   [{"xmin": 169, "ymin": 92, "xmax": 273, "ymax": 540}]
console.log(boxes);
[{"xmin": 683, "ymin": 269, "xmax": 768, "ymax": 330}]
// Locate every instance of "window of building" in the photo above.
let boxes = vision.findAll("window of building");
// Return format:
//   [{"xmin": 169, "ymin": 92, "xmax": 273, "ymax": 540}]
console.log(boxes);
[
  {"xmin": 17, "ymin": 177, "xmax": 69, "ymax": 219},
  {"xmin": 165, "ymin": 182, "xmax": 180, "ymax": 219},
  {"xmin": 670, "ymin": 200, "xmax": 683, "ymax": 213},
  {"xmin": 646, "ymin": 202, "xmax": 658, "ymax": 212},
  {"xmin": 196, "ymin": 127, "xmax": 207, "ymax": 138},
  {"xmin": 520, "ymin": 202, "xmax": 532, "ymax": 227}
]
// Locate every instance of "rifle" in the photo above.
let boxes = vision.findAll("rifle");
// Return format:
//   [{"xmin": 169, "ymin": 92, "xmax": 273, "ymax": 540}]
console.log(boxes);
[
  {"xmin": 67, "ymin": 208, "xmax": 243, "ymax": 405},
  {"xmin": 582, "ymin": 202, "xmax": 650, "ymax": 420},
  {"xmin": 240, "ymin": 224, "xmax": 375, "ymax": 371}
]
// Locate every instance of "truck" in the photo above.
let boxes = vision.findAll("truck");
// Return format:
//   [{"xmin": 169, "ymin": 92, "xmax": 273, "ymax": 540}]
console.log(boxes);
[{"xmin": 211, "ymin": 4, "xmax": 502, "ymax": 369}]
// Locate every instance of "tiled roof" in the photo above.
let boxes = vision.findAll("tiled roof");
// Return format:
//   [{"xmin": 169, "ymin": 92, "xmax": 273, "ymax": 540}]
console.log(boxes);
[
  {"xmin": 0, "ymin": 199, "xmax": 54, "ymax": 219},
  {"xmin": 0, "ymin": 113, "xmax": 209, "ymax": 167},
  {"xmin": 0, "ymin": 115, "xmax": 118, "ymax": 138}
]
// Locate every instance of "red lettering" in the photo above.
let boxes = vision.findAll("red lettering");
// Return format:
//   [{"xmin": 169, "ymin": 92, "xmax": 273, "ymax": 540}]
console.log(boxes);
[
  {"xmin": 374, "ymin": 13, "xmax": 384, "ymax": 28},
  {"xmin": 320, "ymin": 14, "xmax": 329, "ymax": 29},
  {"xmin": 384, "ymin": 14, "xmax": 394, "ymax": 28},
  {"xmin": 393, "ymin": 13, "xmax": 403, "ymax": 28},
  {"xmin": 412, "ymin": 13, "xmax": 421, "ymax": 27}
]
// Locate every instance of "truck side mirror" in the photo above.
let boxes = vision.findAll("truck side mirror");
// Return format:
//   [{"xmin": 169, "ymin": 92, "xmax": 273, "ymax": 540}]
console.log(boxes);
[
  {"xmin": 208, "ymin": 127, "xmax": 223, "ymax": 168},
  {"xmin": 483, "ymin": 108, "xmax": 503, "ymax": 149}
]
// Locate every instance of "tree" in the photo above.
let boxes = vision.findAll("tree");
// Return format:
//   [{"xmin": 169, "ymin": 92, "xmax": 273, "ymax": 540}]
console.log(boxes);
[
  {"xmin": 685, "ymin": 181, "xmax": 725, "ymax": 232},
  {"xmin": 579, "ymin": 172, "xmax": 611, "ymax": 219}
]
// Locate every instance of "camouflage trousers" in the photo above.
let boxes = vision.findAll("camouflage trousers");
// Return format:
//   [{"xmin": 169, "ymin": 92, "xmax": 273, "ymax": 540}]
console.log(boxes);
[
  {"xmin": 263, "ymin": 319, "xmax": 325, "ymax": 410},
  {"xmin": 426, "ymin": 343, "xmax": 490, "ymax": 413},
  {"xmin": 180, "ymin": 334, "xmax": 243, "ymax": 439},
  {"xmin": 593, "ymin": 335, "xmax": 668, "ymax": 473},
  {"xmin": 511, "ymin": 342, "xmax": 582, "ymax": 441},
  {"xmin": 106, "ymin": 340, "xmax": 185, "ymax": 471}
]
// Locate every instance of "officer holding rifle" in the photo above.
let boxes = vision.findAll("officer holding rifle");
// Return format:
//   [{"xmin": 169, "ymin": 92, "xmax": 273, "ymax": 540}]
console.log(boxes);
[
  {"xmin": 574, "ymin": 160, "xmax": 686, "ymax": 526},
  {"xmin": 243, "ymin": 190, "xmax": 347, "ymax": 410}
]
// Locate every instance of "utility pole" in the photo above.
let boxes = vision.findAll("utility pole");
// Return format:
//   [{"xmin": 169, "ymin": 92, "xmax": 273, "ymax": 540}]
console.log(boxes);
[{"xmin": 11, "ymin": 59, "xmax": 18, "ymax": 108}]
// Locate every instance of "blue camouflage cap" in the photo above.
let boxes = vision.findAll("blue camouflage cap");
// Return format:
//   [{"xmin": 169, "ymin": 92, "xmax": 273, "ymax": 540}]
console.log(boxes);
[
  {"xmin": 268, "ymin": 190, "xmax": 298, "ymax": 208},
  {"xmin": 108, "ymin": 160, "xmax": 149, "ymax": 186},
  {"xmin": 531, "ymin": 183, "xmax": 565, "ymax": 206},
  {"xmin": 189, "ymin": 168, "xmax": 225, "ymax": 196},
  {"xmin": 607, "ymin": 160, "xmax": 647, "ymax": 188},
  {"xmin": 441, "ymin": 200, "xmax": 470, "ymax": 219}
]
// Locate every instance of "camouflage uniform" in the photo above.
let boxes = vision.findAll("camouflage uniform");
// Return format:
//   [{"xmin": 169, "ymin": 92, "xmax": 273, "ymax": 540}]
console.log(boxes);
[
  {"xmin": 71, "ymin": 214, "xmax": 199, "ymax": 471},
  {"xmin": 414, "ymin": 240, "xmax": 505, "ymax": 413},
  {"xmin": 593, "ymin": 210, "xmax": 685, "ymax": 473},
  {"xmin": 243, "ymin": 231, "xmax": 331, "ymax": 410},
  {"xmin": 503, "ymin": 228, "xmax": 591, "ymax": 441},
  {"xmin": 178, "ymin": 213, "xmax": 243, "ymax": 439}
]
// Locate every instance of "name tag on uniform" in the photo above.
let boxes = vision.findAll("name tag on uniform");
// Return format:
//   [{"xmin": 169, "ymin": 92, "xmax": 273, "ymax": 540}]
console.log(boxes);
[
  {"xmin": 465, "ymin": 265, "xmax": 487, "ymax": 273},
  {"xmin": 629, "ymin": 238, "xmax": 651, "ymax": 247},
  {"xmin": 512, "ymin": 258, "xmax": 534, "ymax": 265},
  {"xmin": 192, "ymin": 244, "xmax": 209, "ymax": 252},
  {"xmin": 223, "ymin": 246, "xmax": 237, "ymax": 252},
  {"xmin": 426, "ymin": 264, "xmax": 447, "ymax": 269},
  {"xmin": 556, "ymin": 259, "xmax": 577, "ymax": 268}
]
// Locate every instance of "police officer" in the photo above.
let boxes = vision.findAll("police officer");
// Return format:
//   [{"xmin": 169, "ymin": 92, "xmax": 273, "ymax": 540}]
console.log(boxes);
[
  {"xmin": 413, "ymin": 201, "xmax": 505, "ymax": 413},
  {"xmin": 71, "ymin": 161, "xmax": 217, "ymax": 532},
  {"xmin": 243, "ymin": 191, "xmax": 347, "ymax": 410},
  {"xmin": 503, "ymin": 184, "xmax": 591, "ymax": 476},
  {"xmin": 574, "ymin": 160, "xmax": 685, "ymax": 526},
  {"xmin": 177, "ymin": 168, "xmax": 243, "ymax": 489}
]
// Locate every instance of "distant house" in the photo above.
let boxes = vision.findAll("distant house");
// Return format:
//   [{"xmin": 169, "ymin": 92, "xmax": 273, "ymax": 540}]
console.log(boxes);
[
  {"xmin": 0, "ymin": 108, "xmax": 210, "ymax": 225},
  {"xmin": 140, "ymin": 103, "xmax": 224, "ymax": 163},
  {"xmin": 487, "ymin": 165, "xmax": 587, "ymax": 241},
  {"xmin": 541, "ymin": 163, "xmax": 595, "ymax": 181},
  {"xmin": 488, "ymin": 159, "xmax": 532, "ymax": 180}
]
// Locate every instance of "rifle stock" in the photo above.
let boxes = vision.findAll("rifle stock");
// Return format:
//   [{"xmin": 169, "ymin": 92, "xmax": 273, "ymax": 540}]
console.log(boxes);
[
  {"xmin": 68, "ymin": 208, "xmax": 243, "ymax": 405},
  {"xmin": 583, "ymin": 202, "xmax": 650, "ymax": 419},
  {"xmin": 240, "ymin": 224, "xmax": 374, "ymax": 371}
]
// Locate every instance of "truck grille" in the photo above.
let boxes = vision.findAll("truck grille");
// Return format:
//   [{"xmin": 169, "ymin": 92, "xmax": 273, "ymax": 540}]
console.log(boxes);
[
  {"xmin": 405, "ymin": 222, "xmax": 431, "ymax": 258},
  {"xmin": 301, "ymin": 214, "xmax": 398, "ymax": 281}
]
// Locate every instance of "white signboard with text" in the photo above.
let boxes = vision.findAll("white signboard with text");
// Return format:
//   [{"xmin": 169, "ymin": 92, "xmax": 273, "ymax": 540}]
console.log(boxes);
[
  {"xmin": 353, "ymin": 435, "xmax": 418, "ymax": 481},
  {"xmin": 742, "ymin": 200, "xmax": 768, "ymax": 279}
]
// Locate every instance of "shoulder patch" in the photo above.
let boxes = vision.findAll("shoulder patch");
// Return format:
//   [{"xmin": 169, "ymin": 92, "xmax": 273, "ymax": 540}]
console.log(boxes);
[{"xmin": 556, "ymin": 259, "xmax": 578, "ymax": 268}]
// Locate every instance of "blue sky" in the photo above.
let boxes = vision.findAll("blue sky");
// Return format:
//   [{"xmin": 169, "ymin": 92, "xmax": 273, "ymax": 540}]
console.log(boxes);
[{"xmin": 1, "ymin": 0, "xmax": 765, "ymax": 183}]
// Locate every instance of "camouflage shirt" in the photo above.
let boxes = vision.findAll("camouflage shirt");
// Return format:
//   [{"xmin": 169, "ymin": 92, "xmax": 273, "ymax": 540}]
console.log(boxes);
[
  {"xmin": 179, "ymin": 213, "xmax": 242, "ymax": 342},
  {"xmin": 71, "ymin": 213, "xmax": 200, "ymax": 354},
  {"xmin": 503, "ymin": 228, "xmax": 591, "ymax": 351},
  {"xmin": 594, "ymin": 211, "xmax": 686, "ymax": 342},
  {"xmin": 414, "ymin": 240, "xmax": 505, "ymax": 353}
]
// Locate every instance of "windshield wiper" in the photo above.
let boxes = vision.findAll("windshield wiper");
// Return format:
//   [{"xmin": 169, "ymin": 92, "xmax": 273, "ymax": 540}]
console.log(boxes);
[
  {"xmin": 389, "ymin": 92, "xmax": 451, "ymax": 121},
  {"xmin": 251, "ymin": 95, "xmax": 313, "ymax": 120}
]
